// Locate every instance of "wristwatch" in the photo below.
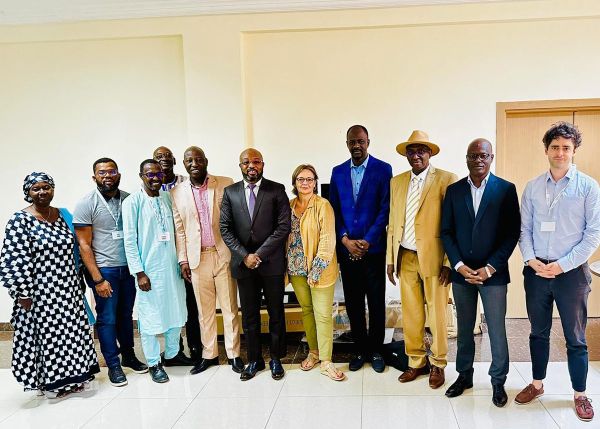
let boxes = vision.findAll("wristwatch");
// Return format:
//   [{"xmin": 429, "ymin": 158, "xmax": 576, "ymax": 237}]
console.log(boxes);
[{"xmin": 93, "ymin": 277, "xmax": 105, "ymax": 285}]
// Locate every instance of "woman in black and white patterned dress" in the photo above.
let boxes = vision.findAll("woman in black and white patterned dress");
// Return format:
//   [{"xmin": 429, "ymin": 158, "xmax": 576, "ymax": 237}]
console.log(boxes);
[{"xmin": 0, "ymin": 172, "xmax": 99, "ymax": 398}]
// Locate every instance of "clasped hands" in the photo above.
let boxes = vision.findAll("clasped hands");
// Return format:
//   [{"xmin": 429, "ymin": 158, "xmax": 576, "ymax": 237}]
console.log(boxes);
[
  {"xmin": 342, "ymin": 236, "xmax": 369, "ymax": 261},
  {"xmin": 457, "ymin": 264, "xmax": 496, "ymax": 285},
  {"xmin": 528, "ymin": 259, "xmax": 563, "ymax": 278},
  {"xmin": 244, "ymin": 253, "xmax": 262, "ymax": 269}
]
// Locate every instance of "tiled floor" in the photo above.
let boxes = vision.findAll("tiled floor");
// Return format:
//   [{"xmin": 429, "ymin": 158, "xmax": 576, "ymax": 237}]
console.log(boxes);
[
  {"xmin": 1, "ymin": 318, "xmax": 600, "ymax": 428},
  {"xmin": 0, "ymin": 362, "xmax": 599, "ymax": 428}
]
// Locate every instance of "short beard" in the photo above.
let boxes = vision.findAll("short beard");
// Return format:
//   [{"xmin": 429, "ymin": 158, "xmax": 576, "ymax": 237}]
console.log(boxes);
[{"xmin": 96, "ymin": 177, "xmax": 120, "ymax": 194}]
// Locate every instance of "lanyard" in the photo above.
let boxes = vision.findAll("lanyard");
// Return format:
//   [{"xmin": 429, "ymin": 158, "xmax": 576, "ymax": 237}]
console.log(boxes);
[
  {"xmin": 95, "ymin": 189, "xmax": 122, "ymax": 230},
  {"xmin": 545, "ymin": 171, "xmax": 576, "ymax": 213}
]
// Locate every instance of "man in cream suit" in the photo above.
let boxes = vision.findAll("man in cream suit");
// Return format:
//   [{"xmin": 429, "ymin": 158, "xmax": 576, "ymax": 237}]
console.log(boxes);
[
  {"xmin": 171, "ymin": 146, "xmax": 244, "ymax": 375},
  {"xmin": 386, "ymin": 130, "xmax": 458, "ymax": 389}
]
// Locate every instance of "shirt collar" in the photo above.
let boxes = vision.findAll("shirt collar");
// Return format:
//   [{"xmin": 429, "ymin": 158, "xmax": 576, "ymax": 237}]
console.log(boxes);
[
  {"xmin": 545, "ymin": 164, "xmax": 576, "ymax": 184},
  {"xmin": 191, "ymin": 175, "xmax": 210, "ymax": 190},
  {"xmin": 467, "ymin": 172, "xmax": 491, "ymax": 189},
  {"xmin": 410, "ymin": 164, "xmax": 430, "ymax": 181},
  {"xmin": 98, "ymin": 189, "xmax": 121, "ymax": 201},
  {"xmin": 350, "ymin": 155, "xmax": 370, "ymax": 169},
  {"xmin": 244, "ymin": 178, "xmax": 262, "ymax": 189}
]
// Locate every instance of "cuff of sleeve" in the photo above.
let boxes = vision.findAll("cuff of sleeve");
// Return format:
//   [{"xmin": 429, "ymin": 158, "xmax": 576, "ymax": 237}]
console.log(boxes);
[
  {"xmin": 557, "ymin": 257, "xmax": 573, "ymax": 273},
  {"xmin": 521, "ymin": 250, "xmax": 536, "ymax": 265},
  {"xmin": 486, "ymin": 263, "xmax": 496, "ymax": 271},
  {"xmin": 454, "ymin": 261, "xmax": 464, "ymax": 271},
  {"xmin": 179, "ymin": 261, "xmax": 188, "ymax": 266}
]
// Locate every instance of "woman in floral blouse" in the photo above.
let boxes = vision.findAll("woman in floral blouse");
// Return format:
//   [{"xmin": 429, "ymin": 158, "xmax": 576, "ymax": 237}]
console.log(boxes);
[{"xmin": 287, "ymin": 164, "xmax": 344, "ymax": 381}]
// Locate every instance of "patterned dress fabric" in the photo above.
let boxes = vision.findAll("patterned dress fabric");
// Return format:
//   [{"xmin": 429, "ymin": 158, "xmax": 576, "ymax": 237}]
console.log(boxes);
[{"xmin": 0, "ymin": 211, "xmax": 99, "ymax": 392}]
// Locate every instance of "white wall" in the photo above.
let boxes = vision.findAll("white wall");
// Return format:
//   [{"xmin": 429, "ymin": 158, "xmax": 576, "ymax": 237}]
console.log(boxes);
[{"xmin": 1, "ymin": 0, "xmax": 600, "ymax": 320}]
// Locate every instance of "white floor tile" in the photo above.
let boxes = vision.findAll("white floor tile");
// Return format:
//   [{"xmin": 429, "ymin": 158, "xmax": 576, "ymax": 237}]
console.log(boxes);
[
  {"xmin": 0, "ymin": 370, "xmax": 38, "ymax": 401},
  {"xmin": 362, "ymin": 395, "xmax": 459, "ymax": 429},
  {"xmin": 539, "ymin": 394, "xmax": 599, "ymax": 428},
  {"xmin": 450, "ymin": 395, "xmax": 559, "ymax": 429},
  {"xmin": 119, "ymin": 365, "xmax": 218, "ymax": 399},
  {"xmin": 512, "ymin": 362, "xmax": 600, "ymax": 395},
  {"xmin": 452, "ymin": 362, "xmax": 528, "ymax": 397},
  {"xmin": 1, "ymin": 398, "xmax": 111, "ymax": 429},
  {"xmin": 363, "ymin": 362, "xmax": 458, "ymax": 396},
  {"xmin": 199, "ymin": 365, "xmax": 285, "ymax": 398},
  {"xmin": 173, "ymin": 396, "xmax": 277, "ymax": 429},
  {"xmin": 83, "ymin": 398, "xmax": 191, "ymax": 429},
  {"xmin": 279, "ymin": 364, "xmax": 362, "ymax": 397},
  {"xmin": 266, "ymin": 396, "xmax": 362, "ymax": 429},
  {"xmin": 0, "ymin": 398, "xmax": 35, "ymax": 423}
]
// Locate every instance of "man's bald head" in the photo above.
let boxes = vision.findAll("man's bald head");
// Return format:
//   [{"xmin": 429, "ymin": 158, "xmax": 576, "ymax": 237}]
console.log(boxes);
[
  {"xmin": 466, "ymin": 138, "xmax": 494, "ymax": 181},
  {"xmin": 467, "ymin": 138, "xmax": 493, "ymax": 154},
  {"xmin": 239, "ymin": 148, "xmax": 264, "ymax": 183}
]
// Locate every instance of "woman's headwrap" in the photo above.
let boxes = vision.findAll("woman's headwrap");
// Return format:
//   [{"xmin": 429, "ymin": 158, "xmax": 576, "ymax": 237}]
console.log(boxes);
[{"xmin": 23, "ymin": 172, "xmax": 55, "ymax": 203}]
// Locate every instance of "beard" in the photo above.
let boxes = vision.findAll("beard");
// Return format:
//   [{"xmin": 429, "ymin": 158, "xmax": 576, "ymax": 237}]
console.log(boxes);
[{"xmin": 96, "ymin": 176, "xmax": 121, "ymax": 194}]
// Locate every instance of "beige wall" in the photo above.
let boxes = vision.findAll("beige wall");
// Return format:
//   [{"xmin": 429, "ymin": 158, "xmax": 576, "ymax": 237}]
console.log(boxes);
[{"xmin": 1, "ymin": 0, "xmax": 600, "ymax": 319}]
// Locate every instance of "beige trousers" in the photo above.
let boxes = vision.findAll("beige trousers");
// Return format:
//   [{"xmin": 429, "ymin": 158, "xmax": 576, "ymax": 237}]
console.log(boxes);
[
  {"xmin": 399, "ymin": 249, "xmax": 449, "ymax": 369},
  {"xmin": 191, "ymin": 249, "xmax": 241, "ymax": 359}
]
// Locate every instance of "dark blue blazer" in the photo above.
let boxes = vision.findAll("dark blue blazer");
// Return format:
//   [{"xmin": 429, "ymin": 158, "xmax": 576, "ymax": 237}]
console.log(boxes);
[
  {"xmin": 441, "ymin": 173, "xmax": 520, "ymax": 286},
  {"xmin": 329, "ymin": 155, "xmax": 393, "ymax": 255}
]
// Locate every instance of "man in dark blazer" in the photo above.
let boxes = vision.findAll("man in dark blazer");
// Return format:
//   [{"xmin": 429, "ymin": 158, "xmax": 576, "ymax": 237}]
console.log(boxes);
[
  {"xmin": 441, "ymin": 138, "xmax": 520, "ymax": 407},
  {"xmin": 329, "ymin": 124, "xmax": 393, "ymax": 373},
  {"xmin": 220, "ymin": 148, "xmax": 291, "ymax": 381}
]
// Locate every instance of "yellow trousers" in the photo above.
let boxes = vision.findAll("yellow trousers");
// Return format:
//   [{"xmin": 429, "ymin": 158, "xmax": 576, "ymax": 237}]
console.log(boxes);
[{"xmin": 399, "ymin": 249, "xmax": 449, "ymax": 369}]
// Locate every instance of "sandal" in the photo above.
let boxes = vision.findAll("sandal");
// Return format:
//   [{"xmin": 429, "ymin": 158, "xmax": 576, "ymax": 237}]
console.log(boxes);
[
  {"xmin": 320, "ymin": 362, "xmax": 345, "ymax": 381},
  {"xmin": 300, "ymin": 352, "xmax": 320, "ymax": 371}
]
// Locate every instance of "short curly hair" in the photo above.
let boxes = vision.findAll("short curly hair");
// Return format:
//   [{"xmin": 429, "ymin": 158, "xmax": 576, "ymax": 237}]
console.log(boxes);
[{"xmin": 542, "ymin": 121, "xmax": 582, "ymax": 149}]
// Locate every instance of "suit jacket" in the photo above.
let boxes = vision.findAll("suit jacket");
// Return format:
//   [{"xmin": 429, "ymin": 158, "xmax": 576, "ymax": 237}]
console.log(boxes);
[
  {"xmin": 329, "ymin": 155, "xmax": 393, "ymax": 255},
  {"xmin": 386, "ymin": 165, "xmax": 458, "ymax": 277},
  {"xmin": 171, "ymin": 174, "xmax": 233, "ymax": 270},
  {"xmin": 441, "ymin": 173, "xmax": 520, "ymax": 286},
  {"xmin": 220, "ymin": 178, "xmax": 291, "ymax": 279}
]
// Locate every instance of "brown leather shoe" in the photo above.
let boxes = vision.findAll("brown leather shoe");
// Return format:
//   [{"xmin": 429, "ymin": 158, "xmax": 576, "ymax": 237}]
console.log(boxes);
[
  {"xmin": 398, "ymin": 364, "xmax": 430, "ymax": 383},
  {"xmin": 515, "ymin": 384, "xmax": 544, "ymax": 404},
  {"xmin": 429, "ymin": 366, "xmax": 445, "ymax": 389},
  {"xmin": 575, "ymin": 396, "xmax": 594, "ymax": 422}
]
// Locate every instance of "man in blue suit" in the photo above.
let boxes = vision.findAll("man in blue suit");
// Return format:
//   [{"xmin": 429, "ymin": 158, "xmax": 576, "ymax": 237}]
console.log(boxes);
[
  {"xmin": 441, "ymin": 138, "xmax": 520, "ymax": 407},
  {"xmin": 329, "ymin": 124, "xmax": 393, "ymax": 373}
]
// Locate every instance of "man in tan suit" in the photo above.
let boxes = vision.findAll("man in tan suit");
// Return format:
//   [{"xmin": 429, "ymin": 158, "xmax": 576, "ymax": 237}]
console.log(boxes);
[
  {"xmin": 386, "ymin": 130, "xmax": 458, "ymax": 389},
  {"xmin": 171, "ymin": 146, "xmax": 243, "ymax": 375}
]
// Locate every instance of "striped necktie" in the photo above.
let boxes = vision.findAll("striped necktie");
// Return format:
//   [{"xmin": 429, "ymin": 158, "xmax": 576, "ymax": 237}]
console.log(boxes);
[{"xmin": 403, "ymin": 177, "xmax": 423, "ymax": 247}]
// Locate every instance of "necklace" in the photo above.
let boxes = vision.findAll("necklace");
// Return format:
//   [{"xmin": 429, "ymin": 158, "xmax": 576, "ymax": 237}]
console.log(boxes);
[{"xmin": 37, "ymin": 207, "xmax": 53, "ymax": 223}]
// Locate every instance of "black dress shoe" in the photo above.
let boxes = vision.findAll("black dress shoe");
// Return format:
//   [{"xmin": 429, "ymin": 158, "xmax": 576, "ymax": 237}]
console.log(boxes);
[
  {"xmin": 492, "ymin": 384, "xmax": 508, "ymax": 407},
  {"xmin": 349, "ymin": 355, "xmax": 366, "ymax": 372},
  {"xmin": 149, "ymin": 363, "xmax": 169, "ymax": 383},
  {"xmin": 269, "ymin": 359, "xmax": 285, "ymax": 380},
  {"xmin": 371, "ymin": 353, "xmax": 386, "ymax": 373},
  {"xmin": 445, "ymin": 375, "xmax": 473, "ymax": 398},
  {"xmin": 163, "ymin": 351, "xmax": 195, "ymax": 367},
  {"xmin": 121, "ymin": 355, "xmax": 149, "ymax": 374},
  {"xmin": 190, "ymin": 357, "xmax": 219, "ymax": 375},
  {"xmin": 228, "ymin": 357, "xmax": 245, "ymax": 374},
  {"xmin": 240, "ymin": 360, "xmax": 266, "ymax": 381},
  {"xmin": 108, "ymin": 365, "xmax": 128, "ymax": 387}
]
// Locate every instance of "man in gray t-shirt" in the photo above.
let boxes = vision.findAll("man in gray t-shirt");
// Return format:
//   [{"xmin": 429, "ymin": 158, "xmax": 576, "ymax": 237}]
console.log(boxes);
[{"xmin": 73, "ymin": 157, "xmax": 148, "ymax": 387}]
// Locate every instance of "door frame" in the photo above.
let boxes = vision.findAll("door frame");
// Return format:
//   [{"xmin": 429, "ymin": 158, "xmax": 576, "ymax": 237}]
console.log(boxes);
[{"xmin": 496, "ymin": 98, "xmax": 600, "ymax": 177}]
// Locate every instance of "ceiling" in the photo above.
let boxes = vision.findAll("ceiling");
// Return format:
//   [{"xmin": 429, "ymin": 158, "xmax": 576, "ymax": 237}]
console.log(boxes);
[{"xmin": 0, "ymin": 0, "xmax": 516, "ymax": 26}]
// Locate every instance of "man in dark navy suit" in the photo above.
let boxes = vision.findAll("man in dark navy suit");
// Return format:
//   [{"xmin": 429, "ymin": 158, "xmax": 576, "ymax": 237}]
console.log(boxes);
[
  {"xmin": 329, "ymin": 124, "xmax": 393, "ymax": 373},
  {"xmin": 441, "ymin": 138, "xmax": 520, "ymax": 407}
]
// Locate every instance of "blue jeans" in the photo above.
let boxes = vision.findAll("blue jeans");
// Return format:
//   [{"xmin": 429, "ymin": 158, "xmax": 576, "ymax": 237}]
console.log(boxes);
[
  {"xmin": 524, "ymin": 264, "xmax": 591, "ymax": 392},
  {"xmin": 453, "ymin": 282, "xmax": 509, "ymax": 386},
  {"xmin": 90, "ymin": 266, "xmax": 137, "ymax": 368}
]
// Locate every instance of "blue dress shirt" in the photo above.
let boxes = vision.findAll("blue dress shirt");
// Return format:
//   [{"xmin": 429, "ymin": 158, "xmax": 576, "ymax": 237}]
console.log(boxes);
[
  {"xmin": 519, "ymin": 164, "xmax": 600, "ymax": 272},
  {"xmin": 350, "ymin": 155, "xmax": 369, "ymax": 202}
]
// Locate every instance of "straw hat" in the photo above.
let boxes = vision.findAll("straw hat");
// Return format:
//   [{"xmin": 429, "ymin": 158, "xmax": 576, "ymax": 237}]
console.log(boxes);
[{"xmin": 396, "ymin": 130, "xmax": 440, "ymax": 156}]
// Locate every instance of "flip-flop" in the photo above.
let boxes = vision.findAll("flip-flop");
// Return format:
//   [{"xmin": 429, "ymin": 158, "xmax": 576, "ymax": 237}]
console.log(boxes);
[{"xmin": 300, "ymin": 352, "xmax": 320, "ymax": 371}]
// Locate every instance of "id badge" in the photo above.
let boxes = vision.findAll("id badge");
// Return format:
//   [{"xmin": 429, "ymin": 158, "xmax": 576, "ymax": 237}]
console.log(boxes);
[
  {"xmin": 158, "ymin": 232, "xmax": 171, "ymax": 242},
  {"xmin": 112, "ymin": 230, "xmax": 124, "ymax": 240},
  {"xmin": 540, "ymin": 221, "xmax": 556, "ymax": 232}
]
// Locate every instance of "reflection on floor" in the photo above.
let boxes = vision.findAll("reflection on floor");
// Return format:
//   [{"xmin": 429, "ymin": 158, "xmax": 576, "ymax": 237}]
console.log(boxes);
[{"xmin": 0, "ymin": 318, "xmax": 598, "ymax": 428}]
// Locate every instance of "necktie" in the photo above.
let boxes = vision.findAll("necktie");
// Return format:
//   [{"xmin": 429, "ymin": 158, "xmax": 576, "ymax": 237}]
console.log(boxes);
[
  {"xmin": 403, "ymin": 177, "xmax": 422, "ymax": 247},
  {"xmin": 248, "ymin": 184, "xmax": 256, "ymax": 220}
]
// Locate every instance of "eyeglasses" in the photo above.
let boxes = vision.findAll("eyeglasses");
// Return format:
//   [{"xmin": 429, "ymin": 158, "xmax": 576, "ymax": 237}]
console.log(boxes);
[
  {"xmin": 97, "ymin": 169, "xmax": 119, "ymax": 177},
  {"xmin": 406, "ymin": 148, "xmax": 431, "ymax": 156},
  {"xmin": 466, "ymin": 153, "xmax": 492, "ymax": 161},
  {"xmin": 142, "ymin": 172, "xmax": 166, "ymax": 179},
  {"xmin": 296, "ymin": 177, "xmax": 315, "ymax": 184},
  {"xmin": 239, "ymin": 160, "xmax": 264, "ymax": 167}
]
